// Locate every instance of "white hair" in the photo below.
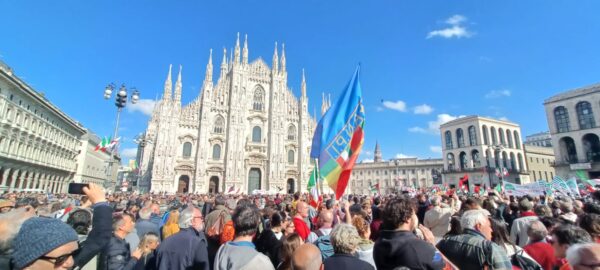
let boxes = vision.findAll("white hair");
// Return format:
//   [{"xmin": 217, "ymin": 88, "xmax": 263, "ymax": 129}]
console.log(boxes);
[
  {"xmin": 430, "ymin": 196, "xmax": 441, "ymax": 206},
  {"xmin": 460, "ymin": 209, "xmax": 489, "ymax": 230},
  {"xmin": 178, "ymin": 207, "xmax": 197, "ymax": 229},
  {"xmin": 566, "ymin": 243, "xmax": 600, "ymax": 267},
  {"xmin": 139, "ymin": 207, "xmax": 152, "ymax": 220}
]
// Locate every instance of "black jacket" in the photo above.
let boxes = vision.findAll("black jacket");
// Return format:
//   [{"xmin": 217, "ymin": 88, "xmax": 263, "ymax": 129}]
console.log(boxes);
[
  {"xmin": 98, "ymin": 236, "xmax": 138, "ymax": 270},
  {"xmin": 254, "ymin": 229, "xmax": 284, "ymax": 267},
  {"xmin": 74, "ymin": 203, "xmax": 113, "ymax": 268},
  {"xmin": 373, "ymin": 230, "xmax": 445, "ymax": 270},
  {"xmin": 324, "ymin": 254, "xmax": 374, "ymax": 270},
  {"xmin": 155, "ymin": 228, "xmax": 209, "ymax": 270}
]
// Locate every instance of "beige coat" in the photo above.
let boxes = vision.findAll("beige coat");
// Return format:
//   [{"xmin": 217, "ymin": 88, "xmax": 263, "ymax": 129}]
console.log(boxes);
[{"xmin": 424, "ymin": 204, "xmax": 457, "ymax": 241}]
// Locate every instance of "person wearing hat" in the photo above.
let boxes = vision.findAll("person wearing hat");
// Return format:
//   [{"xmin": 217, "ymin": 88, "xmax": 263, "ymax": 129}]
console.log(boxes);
[
  {"xmin": 11, "ymin": 183, "xmax": 113, "ymax": 270},
  {"xmin": 0, "ymin": 199, "xmax": 14, "ymax": 213}
]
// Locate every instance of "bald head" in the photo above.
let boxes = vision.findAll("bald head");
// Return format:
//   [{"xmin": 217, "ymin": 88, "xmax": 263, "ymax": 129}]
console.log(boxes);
[
  {"xmin": 292, "ymin": 244, "xmax": 323, "ymax": 270},
  {"xmin": 296, "ymin": 201, "xmax": 309, "ymax": 218},
  {"xmin": 318, "ymin": 210, "xmax": 334, "ymax": 228}
]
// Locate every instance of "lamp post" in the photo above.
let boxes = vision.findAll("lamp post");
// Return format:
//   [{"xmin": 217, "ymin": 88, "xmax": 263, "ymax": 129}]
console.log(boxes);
[
  {"xmin": 133, "ymin": 132, "xmax": 152, "ymax": 193},
  {"xmin": 492, "ymin": 144, "xmax": 505, "ymax": 187},
  {"xmin": 103, "ymin": 83, "xmax": 140, "ymax": 191}
]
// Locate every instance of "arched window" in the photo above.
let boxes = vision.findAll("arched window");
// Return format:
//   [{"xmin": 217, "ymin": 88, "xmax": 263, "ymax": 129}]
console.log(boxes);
[
  {"xmin": 287, "ymin": 125, "xmax": 296, "ymax": 141},
  {"xmin": 491, "ymin": 127, "xmax": 498, "ymax": 145},
  {"xmin": 499, "ymin": 128, "xmax": 505, "ymax": 146},
  {"xmin": 447, "ymin": 153, "xmax": 455, "ymax": 170},
  {"xmin": 472, "ymin": 150, "xmax": 480, "ymax": 167},
  {"xmin": 554, "ymin": 106, "xmax": 570, "ymax": 133},
  {"xmin": 482, "ymin": 125, "xmax": 489, "ymax": 145},
  {"xmin": 459, "ymin": 152, "xmax": 468, "ymax": 170},
  {"xmin": 506, "ymin": 129, "xmax": 513, "ymax": 148},
  {"xmin": 576, "ymin": 101, "xmax": 595, "ymax": 129},
  {"xmin": 213, "ymin": 115, "xmax": 225, "ymax": 134},
  {"xmin": 456, "ymin": 128, "xmax": 465, "ymax": 148},
  {"xmin": 212, "ymin": 144, "xmax": 221, "ymax": 160},
  {"xmin": 468, "ymin": 126, "xmax": 477, "ymax": 146},
  {"xmin": 252, "ymin": 126, "xmax": 261, "ymax": 143},
  {"xmin": 253, "ymin": 87, "xmax": 265, "ymax": 111},
  {"xmin": 514, "ymin": 131, "xmax": 521, "ymax": 149},
  {"xmin": 288, "ymin": 150, "xmax": 295, "ymax": 164},
  {"xmin": 445, "ymin": 131, "xmax": 453, "ymax": 149},
  {"xmin": 182, "ymin": 142, "xmax": 192, "ymax": 158}
]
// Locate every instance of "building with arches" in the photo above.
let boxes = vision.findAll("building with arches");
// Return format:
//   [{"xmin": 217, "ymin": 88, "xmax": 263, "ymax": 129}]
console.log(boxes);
[
  {"xmin": 140, "ymin": 34, "xmax": 316, "ymax": 194},
  {"xmin": 0, "ymin": 60, "xmax": 86, "ymax": 193},
  {"xmin": 544, "ymin": 83, "xmax": 600, "ymax": 179},
  {"xmin": 440, "ymin": 116, "xmax": 530, "ymax": 188}
]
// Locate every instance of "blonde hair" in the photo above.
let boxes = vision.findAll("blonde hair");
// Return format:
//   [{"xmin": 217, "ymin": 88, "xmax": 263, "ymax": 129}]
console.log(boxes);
[{"xmin": 139, "ymin": 232, "xmax": 160, "ymax": 255}]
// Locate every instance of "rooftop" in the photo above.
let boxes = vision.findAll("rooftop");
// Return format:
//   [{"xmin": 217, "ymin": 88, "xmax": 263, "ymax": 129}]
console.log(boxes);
[
  {"xmin": 440, "ymin": 115, "xmax": 519, "ymax": 128},
  {"xmin": 544, "ymin": 82, "xmax": 600, "ymax": 104}
]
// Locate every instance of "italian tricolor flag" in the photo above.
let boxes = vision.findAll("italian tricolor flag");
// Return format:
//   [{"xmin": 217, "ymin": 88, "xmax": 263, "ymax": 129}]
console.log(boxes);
[{"xmin": 307, "ymin": 167, "xmax": 321, "ymax": 208}]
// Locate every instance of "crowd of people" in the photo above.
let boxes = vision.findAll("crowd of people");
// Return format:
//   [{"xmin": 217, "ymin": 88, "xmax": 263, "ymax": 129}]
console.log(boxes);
[{"xmin": 0, "ymin": 183, "xmax": 599, "ymax": 270}]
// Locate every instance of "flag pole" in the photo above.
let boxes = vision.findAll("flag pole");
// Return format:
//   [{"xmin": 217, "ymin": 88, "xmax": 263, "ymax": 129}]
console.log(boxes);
[{"xmin": 315, "ymin": 158, "xmax": 321, "ymax": 197}]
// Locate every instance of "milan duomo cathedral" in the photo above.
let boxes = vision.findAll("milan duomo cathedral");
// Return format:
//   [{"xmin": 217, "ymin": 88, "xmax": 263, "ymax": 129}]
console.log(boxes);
[{"xmin": 140, "ymin": 34, "xmax": 328, "ymax": 194}]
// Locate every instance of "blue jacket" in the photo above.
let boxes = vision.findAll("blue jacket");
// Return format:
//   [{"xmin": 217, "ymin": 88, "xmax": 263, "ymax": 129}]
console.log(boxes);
[{"xmin": 155, "ymin": 228, "xmax": 209, "ymax": 270}]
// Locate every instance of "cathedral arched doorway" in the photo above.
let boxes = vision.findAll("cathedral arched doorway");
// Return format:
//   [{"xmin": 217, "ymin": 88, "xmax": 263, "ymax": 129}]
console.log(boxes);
[
  {"xmin": 209, "ymin": 176, "xmax": 219, "ymax": 194},
  {"xmin": 287, "ymin": 178, "xmax": 295, "ymax": 194},
  {"xmin": 177, "ymin": 175, "xmax": 190, "ymax": 193},
  {"xmin": 248, "ymin": 168, "xmax": 261, "ymax": 194}
]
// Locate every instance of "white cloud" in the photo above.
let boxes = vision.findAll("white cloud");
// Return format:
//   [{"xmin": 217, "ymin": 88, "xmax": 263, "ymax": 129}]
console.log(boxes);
[
  {"xmin": 361, "ymin": 159, "xmax": 374, "ymax": 163},
  {"xmin": 485, "ymin": 89, "xmax": 511, "ymax": 99},
  {"xmin": 427, "ymin": 14, "xmax": 474, "ymax": 39},
  {"xmin": 382, "ymin": 100, "xmax": 407, "ymax": 112},
  {"xmin": 430, "ymin": 146, "xmax": 442, "ymax": 154},
  {"xmin": 121, "ymin": 148, "xmax": 138, "ymax": 159},
  {"xmin": 127, "ymin": 99, "xmax": 156, "ymax": 116},
  {"xmin": 395, "ymin": 153, "xmax": 415, "ymax": 159},
  {"xmin": 414, "ymin": 104, "xmax": 434, "ymax": 115},
  {"xmin": 409, "ymin": 113, "xmax": 465, "ymax": 135}
]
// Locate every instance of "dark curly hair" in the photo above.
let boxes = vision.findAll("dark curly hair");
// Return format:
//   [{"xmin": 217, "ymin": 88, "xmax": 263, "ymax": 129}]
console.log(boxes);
[
  {"xmin": 579, "ymin": 213, "xmax": 600, "ymax": 241},
  {"xmin": 382, "ymin": 195, "xmax": 415, "ymax": 230},
  {"xmin": 233, "ymin": 203, "xmax": 261, "ymax": 237}
]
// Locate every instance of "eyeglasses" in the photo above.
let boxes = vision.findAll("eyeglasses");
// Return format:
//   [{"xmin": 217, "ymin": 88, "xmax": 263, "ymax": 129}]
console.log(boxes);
[
  {"xmin": 193, "ymin": 216, "xmax": 203, "ymax": 220},
  {"xmin": 39, "ymin": 251, "xmax": 75, "ymax": 266}
]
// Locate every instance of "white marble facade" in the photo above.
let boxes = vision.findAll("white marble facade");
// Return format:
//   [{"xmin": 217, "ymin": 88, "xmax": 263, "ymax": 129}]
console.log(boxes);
[{"xmin": 141, "ymin": 34, "xmax": 316, "ymax": 194}]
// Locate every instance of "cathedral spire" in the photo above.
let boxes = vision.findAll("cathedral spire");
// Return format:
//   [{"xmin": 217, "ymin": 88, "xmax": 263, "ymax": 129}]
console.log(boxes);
[
  {"xmin": 174, "ymin": 65, "xmax": 182, "ymax": 105},
  {"xmin": 163, "ymin": 64, "xmax": 172, "ymax": 100},
  {"xmin": 280, "ymin": 43, "xmax": 286, "ymax": 73},
  {"xmin": 374, "ymin": 141, "xmax": 383, "ymax": 162},
  {"xmin": 272, "ymin": 42, "xmax": 279, "ymax": 73},
  {"xmin": 321, "ymin": 92, "xmax": 327, "ymax": 116},
  {"xmin": 234, "ymin": 32, "xmax": 241, "ymax": 65},
  {"xmin": 205, "ymin": 49, "xmax": 213, "ymax": 82},
  {"xmin": 242, "ymin": 34, "xmax": 248, "ymax": 65},
  {"xmin": 301, "ymin": 69, "xmax": 306, "ymax": 98},
  {"xmin": 220, "ymin": 48, "xmax": 227, "ymax": 76}
]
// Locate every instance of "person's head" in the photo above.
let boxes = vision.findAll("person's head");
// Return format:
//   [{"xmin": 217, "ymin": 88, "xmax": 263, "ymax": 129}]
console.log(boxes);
[
  {"xmin": 292, "ymin": 244, "xmax": 324, "ymax": 270},
  {"xmin": 233, "ymin": 203, "xmax": 261, "ymax": 237},
  {"xmin": 330, "ymin": 223, "xmax": 361, "ymax": 255},
  {"xmin": 271, "ymin": 211, "xmax": 284, "ymax": 228},
  {"xmin": 518, "ymin": 198, "xmax": 533, "ymax": 212},
  {"xmin": 281, "ymin": 233, "xmax": 303, "ymax": 263},
  {"xmin": 352, "ymin": 215, "xmax": 371, "ymax": 240},
  {"xmin": 461, "ymin": 209, "xmax": 493, "ymax": 240},
  {"xmin": 138, "ymin": 207, "xmax": 152, "ymax": 220},
  {"xmin": 578, "ymin": 213, "xmax": 600, "ymax": 242},
  {"xmin": 560, "ymin": 200, "xmax": 574, "ymax": 214},
  {"xmin": 285, "ymin": 216, "xmax": 296, "ymax": 236},
  {"xmin": 0, "ymin": 207, "xmax": 35, "ymax": 259},
  {"xmin": 325, "ymin": 199, "xmax": 334, "ymax": 210},
  {"xmin": 382, "ymin": 196, "xmax": 417, "ymax": 231},
  {"xmin": 0, "ymin": 199, "xmax": 15, "ymax": 213},
  {"xmin": 296, "ymin": 201, "xmax": 309, "ymax": 218},
  {"xmin": 179, "ymin": 206, "xmax": 204, "ymax": 231},
  {"xmin": 527, "ymin": 220, "xmax": 548, "ymax": 243},
  {"xmin": 66, "ymin": 208, "xmax": 92, "ymax": 235},
  {"xmin": 15, "ymin": 197, "xmax": 40, "ymax": 210},
  {"xmin": 138, "ymin": 232, "xmax": 160, "ymax": 255},
  {"xmin": 113, "ymin": 213, "xmax": 135, "ymax": 237},
  {"xmin": 489, "ymin": 218, "xmax": 512, "ymax": 247},
  {"xmin": 445, "ymin": 216, "xmax": 463, "ymax": 237},
  {"xmin": 465, "ymin": 197, "xmax": 482, "ymax": 210},
  {"xmin": 317, "ymin": 210, "xmax": 334, "ymax": 229},
  {"xmin": 165, "ymin": 209, "xmax": 180, "ymax": 226},
  {"xmin": 12, "ymin": 217, "xmax": 79, "ymax": 270},
  {"xmin": 551, "ymin": 225, "xmax": 593, "ymax": 258},
  {"xmin": 215, "ymin": 196, "xmax": 226, "ymax": 207},
  {"xmin": 534, "ymin": 204, "xmax": 553, "ymax": 218},
  {"xmin": 430, "ymin": 196, "xmax": 441, "ymax": 207},
  {"xmin": 566, "ymin": 243, "xmax": 600, "ymax": 270},
  {"xmin": 583, "ymin": 202, "xmax": 600, "ymax": 215},
  {"xmin": 150, "ymin": 203, "xmax": 160, "ymax": 215}
]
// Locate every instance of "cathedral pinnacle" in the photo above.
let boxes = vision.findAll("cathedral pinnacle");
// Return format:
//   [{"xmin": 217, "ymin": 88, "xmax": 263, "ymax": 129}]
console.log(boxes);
[
  {"xmin": 174, "ymin": 65, "xmax": 182, "ymax": 105},
  {"xmin": 272, "ymin": 42, "xmax": 279, "ymax": 72},
  {"xmin": 205, "ymin": 49, "xmax": 213, "ymax": 82},
  {"xmin": 281, "ymin": 43, "xmax": 286, "ymax": 73},
  {"xmin": 242, "ymin": 34, "xmax": 248, "ymax": 65},
  {"xmin": 234, "ymin": 32, "xmax": 241, "ymax": 65},
  {"xmin": 301, "ymin": 68, "xmax": 306, "ymax": 98},
  {"xmin": 163, "ymin": 64, "xmax": 172, "ymax": 100},
  {"xmin": 220, "ymin": 47, "xmax": 227, "ymax": 75}
]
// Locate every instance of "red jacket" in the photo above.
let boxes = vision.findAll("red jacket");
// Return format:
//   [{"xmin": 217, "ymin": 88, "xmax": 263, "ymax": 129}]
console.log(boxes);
[
  {"xmin": 293, "ymin": 216, "xmax": 310, "ymax": 241},
  {"xmin": 524, "ymin": 241, "xmax": 556, "ymax": 270}
]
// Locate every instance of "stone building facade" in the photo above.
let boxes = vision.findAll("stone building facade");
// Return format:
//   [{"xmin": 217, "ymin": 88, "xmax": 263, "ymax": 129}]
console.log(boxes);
[
  {"xmin": 440, "ymin": 116, "xmax": 530, "ymax": 187},
  {"xmin": 525, "ymin": 131, "xmax": 552, "ymax": 147},
  {"xmin": 544, "ymin": 83, "xmax": 600, "ymax": 178},
  {"xmin": 523, "ymin": 144, "xmax": 556, "ymax": 181},
  {"xmin": 0, "ymin": 60, "xmax": 85, "ymax": 193},
  {"xmin": 141, "ymin": 34, "xmax": 316, "ymax": 194}
]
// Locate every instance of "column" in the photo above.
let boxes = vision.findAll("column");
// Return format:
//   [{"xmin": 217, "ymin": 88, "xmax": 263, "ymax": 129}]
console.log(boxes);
[
  {"xmin": 31, "ymin": 172, "xmax": 39, "ymax": 189},
  {"xmin": 0, "ymin": 167, "xmax": 10, "ymax": 187},
  {"xmin": 58, "ymin": 176, "xmax": 65, "ymax": 193},
  {"xmin": 18, "ymin": 171, "xmax": 28, "ymax": 190},
  {"xmin": 9, "ymin": 169, "xmax": 19, "ymax": 190},
  {"xmin": 41, "ymin": 174, "xmax": 49, "ymax": 191}
]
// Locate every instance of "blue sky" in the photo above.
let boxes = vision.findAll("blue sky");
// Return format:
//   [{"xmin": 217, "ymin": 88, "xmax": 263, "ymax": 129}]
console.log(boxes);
[{"xmin": 2, "ymin": 1, "xmax": 600, "ymax": 165}]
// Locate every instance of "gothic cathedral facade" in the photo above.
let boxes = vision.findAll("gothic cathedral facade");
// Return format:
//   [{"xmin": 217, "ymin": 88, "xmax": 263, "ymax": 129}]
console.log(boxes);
[{"xmin": 140, "ymin": 34, "xmax": 316, "ymax": 194}]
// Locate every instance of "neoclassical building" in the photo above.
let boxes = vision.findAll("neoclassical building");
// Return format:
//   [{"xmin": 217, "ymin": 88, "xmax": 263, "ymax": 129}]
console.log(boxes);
[
  {"xmin": 544, "ymin": 83, "xmax": 600, "ymax": 178},
  {"xmin": 348, "ymin": 142, "xmax": 444, "ymax": 195},
  {"xmin": 141, "ymin": 34, "xmax": 316, "ymax": 194},
  {"xmin": 0, "ymin": 60, "xmax": 85, "ymax": 193},
  {"xmin": 73, "ymin": 130, "xmax": 119, "ymax": 189},
  {"xmin": 440, "ymin": 116, "xmax": 530, "ymax": 187}
]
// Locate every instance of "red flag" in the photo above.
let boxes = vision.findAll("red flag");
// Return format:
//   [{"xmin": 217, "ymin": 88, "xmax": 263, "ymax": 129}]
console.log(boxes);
[{"xmin": 458, "ymin": 174, "xmax": 469, "ymax": 193}]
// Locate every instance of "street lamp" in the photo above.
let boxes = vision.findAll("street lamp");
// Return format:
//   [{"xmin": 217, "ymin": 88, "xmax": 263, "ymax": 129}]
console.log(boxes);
[
  {"xmin": 103, "ymin": 83, "xmax": 140, "ymax": 190},
  {"xmin": 491, "ymin": 144, "xmax": 505, "ymax": 187},
  {"xmin": 133, "ymin": 132, "xmax": 152, "ymax": 193}
]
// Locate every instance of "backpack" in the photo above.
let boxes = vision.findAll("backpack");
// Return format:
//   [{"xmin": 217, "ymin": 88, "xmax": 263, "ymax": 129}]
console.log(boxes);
[
  {"xmin": 511, "ymin": 249, "xmax": 543, "ymax": 270},
  {"xmin": 313, "ymin": 230, "xmax": 334, "ymax": 261},
  {"xmin": 206, "ymin": 210, "xmax": 226, "ymax": 240}
]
